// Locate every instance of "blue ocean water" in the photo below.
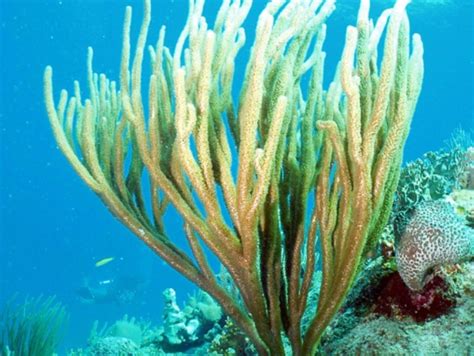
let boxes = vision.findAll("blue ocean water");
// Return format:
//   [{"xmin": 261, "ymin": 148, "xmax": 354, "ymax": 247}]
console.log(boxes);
[{"xmin": 0, "ymin": 0, "xmax": 472, "ymax": 352}]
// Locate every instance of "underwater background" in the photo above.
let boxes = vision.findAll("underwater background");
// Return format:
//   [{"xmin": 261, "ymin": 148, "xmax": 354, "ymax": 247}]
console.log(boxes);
[{"xmin": 0, "ymin": 0, "xmax": 472, "ymax": 353}]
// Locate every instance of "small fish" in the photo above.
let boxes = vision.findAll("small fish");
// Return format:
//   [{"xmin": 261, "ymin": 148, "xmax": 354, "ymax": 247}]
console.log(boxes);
[{"xmin": 95, "ymin": 257, "xmax": 115, "ymax": 267}]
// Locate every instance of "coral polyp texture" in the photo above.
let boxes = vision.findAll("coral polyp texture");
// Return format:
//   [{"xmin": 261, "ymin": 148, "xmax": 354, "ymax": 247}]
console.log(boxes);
[{"xmin": 396, "ymin": 200, "xmax": 474, "ymax": 291}]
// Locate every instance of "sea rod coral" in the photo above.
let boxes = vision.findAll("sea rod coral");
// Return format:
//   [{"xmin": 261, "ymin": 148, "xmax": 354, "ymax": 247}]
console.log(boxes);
[{"xmin": 43, "ymin": 0, "xmax": 423, "ymax": 354}]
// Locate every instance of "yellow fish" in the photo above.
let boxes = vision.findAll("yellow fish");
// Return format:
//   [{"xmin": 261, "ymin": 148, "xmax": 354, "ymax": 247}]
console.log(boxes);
[{"xmin": 95, "ymin": 257, "xmax": 115, "ymax": 267}]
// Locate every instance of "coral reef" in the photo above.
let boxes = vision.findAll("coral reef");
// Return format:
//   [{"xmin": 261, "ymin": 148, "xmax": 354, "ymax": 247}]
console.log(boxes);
[
  {"xmin": 208, "ymin": 317, "xmax": 255, "ymax": 355},
  {"xmin": 392, "ymin": 148, "xmax": 468, "ymax": 239},
  {"xmin": 450, "ymin": 188, "xmax": 474, "ymax": 227},
  {"xmin": 78, "ymin": 315, "xmax": 154, "ymax": 355},
  {"xmin": 64, "ymin": 139, "xmax": 474, "ymax": 355},
  {"xmin": 375, "ymin": 136, "xmax": 474, "ymax": 292},
  {"xmin": 389, "ymin": 128, "xmax": 473, "ymax": 243},
  {"xmin": 88, "ymin": 316, "xmax": 152, "ymax": 344},
  {"xmin": 461, "ymin": 147, "xmax": 474, "ymax": 189},
  {"xmin": 151, "ymin": 288, "xmax": 226, "ymax": 353},
  {"xmin": 87, "ymin": 337, "xmax": 139, "ymax": 355},
  {"xmin": 372, "ymin": 273, "xmax": 456, "ymax": 322},
  {"xmin": 187, "ymin": 290, "xmax": 223, "ymax": 324},
  {"xmin": 319, "ymin": 262, "xmax": 474, "ymax": 355},
  {"xmin": 396, "ymin": 200, "xmax": 473, "ymax": 291},
  {"xmin": 76, "ymin": 287, "xmax": 226, "ymax": 355},
  {"xmin": 316, "ymin": 141, "xmax": 474, "ymax": 355},
  {"xmin": 155, "ymin": 288, "xmax": 209, "ymax": 351},
  {"xmin": 161, "ymin": 288, "xmax": 198, "ymax": 346}
]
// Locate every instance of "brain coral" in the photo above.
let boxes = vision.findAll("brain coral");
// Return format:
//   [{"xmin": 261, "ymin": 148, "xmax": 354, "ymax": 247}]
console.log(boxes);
[{"xmin": 396, "ymin": 200, "xmax": 473, "ymax": 291}]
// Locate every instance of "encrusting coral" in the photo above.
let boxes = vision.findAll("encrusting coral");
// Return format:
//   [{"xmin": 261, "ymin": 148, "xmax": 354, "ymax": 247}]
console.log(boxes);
[
  {"xmin": 44, "ymin": 0, "xmax": 424, "ymax": 353},
  {"xmin": 396, "ymin": 200, "xmax": 473, "ymax": 291},
  {"xmin": 390, "ymin": 129, "xmax": 473, "ymax": 240}
]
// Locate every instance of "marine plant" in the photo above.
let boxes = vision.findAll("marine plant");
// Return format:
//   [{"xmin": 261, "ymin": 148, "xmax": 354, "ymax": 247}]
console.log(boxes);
[
  {"xmin": 0, "ymin": 296, "xmax": 69, "ymax": 355},
  {"xmin": 44, "ymin": 0, "xmax": 424, "ymax": 353}
]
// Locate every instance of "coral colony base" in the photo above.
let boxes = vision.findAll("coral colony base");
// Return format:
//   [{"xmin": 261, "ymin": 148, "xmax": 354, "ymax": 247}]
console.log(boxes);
[{"xmin": 43, "ymin": 0, "xmax": 427, "ymax": 354}]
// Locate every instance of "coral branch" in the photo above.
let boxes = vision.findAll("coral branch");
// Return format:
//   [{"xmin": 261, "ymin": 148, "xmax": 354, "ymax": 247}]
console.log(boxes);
[{"xmin": 44, "ymin": 0, "xmax": 423, "ymax": 354}]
